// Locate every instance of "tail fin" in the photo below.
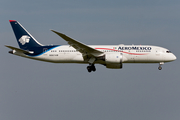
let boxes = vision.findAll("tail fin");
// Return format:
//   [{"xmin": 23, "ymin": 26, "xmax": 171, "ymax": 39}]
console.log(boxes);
[{"xmin": 9, "ymin": 20, "xmax": 43, "ymax": 50}]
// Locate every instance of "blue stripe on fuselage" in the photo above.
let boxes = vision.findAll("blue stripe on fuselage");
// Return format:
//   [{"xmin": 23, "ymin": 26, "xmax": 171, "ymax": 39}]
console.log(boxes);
[{"xmin": 26, "ymin": 45, "xmax": 61, "ymax": 57}]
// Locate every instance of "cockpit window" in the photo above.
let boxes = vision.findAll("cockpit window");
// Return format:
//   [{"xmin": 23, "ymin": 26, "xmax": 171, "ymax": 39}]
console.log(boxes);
[{"xmin": 166, "ymin": 51, "xmax": 171, "ymax": 53}]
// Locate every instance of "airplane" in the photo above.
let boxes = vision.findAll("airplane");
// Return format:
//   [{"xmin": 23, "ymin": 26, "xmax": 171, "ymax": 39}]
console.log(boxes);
[{"xmin": 5, "ymin": 20, "xmax": 176, "ymax": 72}]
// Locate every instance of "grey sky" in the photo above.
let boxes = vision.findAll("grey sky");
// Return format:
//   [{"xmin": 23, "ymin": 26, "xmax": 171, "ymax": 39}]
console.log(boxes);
[{"xmin": 0, "ymin": 0, "xmax": 180, "ymax": 120}]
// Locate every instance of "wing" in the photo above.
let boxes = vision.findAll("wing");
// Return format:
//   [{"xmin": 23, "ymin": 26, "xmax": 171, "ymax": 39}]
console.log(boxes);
[
  {"xmin": 5, "ymin": 45, "xmax": 34, "ymax": 54},
  {"xmin": 51, "ymin": 30, "xmax": 104, "ymax": 58}
]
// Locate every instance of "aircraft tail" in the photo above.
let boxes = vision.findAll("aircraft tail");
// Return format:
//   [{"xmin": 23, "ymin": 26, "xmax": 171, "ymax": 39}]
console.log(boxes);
[{"xmin": 9, "ymin": 20, "xmax": 43, "ymax": 50}]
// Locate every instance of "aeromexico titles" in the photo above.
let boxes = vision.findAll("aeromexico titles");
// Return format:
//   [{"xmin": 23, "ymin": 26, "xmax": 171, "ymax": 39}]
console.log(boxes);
[{"xmin": 6, "ymin": 20, "xmax": 176, "ymax": 72}]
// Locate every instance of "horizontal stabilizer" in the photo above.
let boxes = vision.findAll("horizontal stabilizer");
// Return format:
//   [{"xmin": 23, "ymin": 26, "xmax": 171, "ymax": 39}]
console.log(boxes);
[{"xmin": 5, "ymin": 45, "xmax": 34, "ymax": 54}]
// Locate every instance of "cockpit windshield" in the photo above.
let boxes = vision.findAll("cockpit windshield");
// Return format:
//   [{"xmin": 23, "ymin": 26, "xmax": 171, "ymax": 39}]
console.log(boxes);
[{"xmin": 166, "ymin": 51, "xmax": 171, "ymax": 53}]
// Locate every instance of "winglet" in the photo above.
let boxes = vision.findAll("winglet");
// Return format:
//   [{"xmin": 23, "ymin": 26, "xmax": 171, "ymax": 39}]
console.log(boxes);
[{"xmin": 51, "ymin": 30, "xmax": 65, "ymax": 36}]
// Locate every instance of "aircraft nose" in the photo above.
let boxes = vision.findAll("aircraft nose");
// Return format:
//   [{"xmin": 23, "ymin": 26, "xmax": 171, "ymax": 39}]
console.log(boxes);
[
  {"xmin": 164, "ymin": 53, "xmax": 177, "ymax": 62},
  {"xmin": 172, "ymin": 54, "xmax": 177, "ymax": 61}
]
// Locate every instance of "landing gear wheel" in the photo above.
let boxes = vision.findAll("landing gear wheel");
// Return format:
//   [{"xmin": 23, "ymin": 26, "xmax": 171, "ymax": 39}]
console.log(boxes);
[
  {"xmin": 87, "ymin": 66, "xmax": 92, "ymax": 72},
  {"xmin": 158, "ymin": 62, "xmax": 164, "ymax": 70},
  {"xmin": 91, "ymin": 65, "xmax": 96, "ymax": 72},
  {"xmin": 87, "ymin": 64, "xmax": 96, "ymax": 72},
  {"xmin": 158, "ymin": 66, "xmax": 162, "ymax": 70},
  {"xmin": 92, "ymin": 67, "xmax": 96, "ymax": 72}
]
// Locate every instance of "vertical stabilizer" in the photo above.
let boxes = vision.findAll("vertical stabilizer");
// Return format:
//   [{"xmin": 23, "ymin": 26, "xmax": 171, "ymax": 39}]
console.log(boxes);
[{"xmin": 9, "ymin": 20, "xmax": 43, "ymax": 50}]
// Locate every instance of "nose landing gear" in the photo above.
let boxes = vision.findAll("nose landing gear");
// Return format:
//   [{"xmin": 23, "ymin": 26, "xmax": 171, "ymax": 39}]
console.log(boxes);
[
  {"xmin": 158, "ymin": 66, "xmax": 162, "ymax": 70},
  {"xmin": 158, "ymin": 62, "xmax": 164, "ymax": 70}
]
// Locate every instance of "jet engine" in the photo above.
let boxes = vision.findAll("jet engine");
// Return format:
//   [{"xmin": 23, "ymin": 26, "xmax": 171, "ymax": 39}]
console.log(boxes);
[{"xmin": 99, "ymin": 53, "xmax": 123, "ymax": 69}]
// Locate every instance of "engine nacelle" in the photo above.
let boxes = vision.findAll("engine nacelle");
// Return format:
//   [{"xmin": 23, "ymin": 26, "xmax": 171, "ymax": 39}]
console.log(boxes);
[
  {"xmin": 106, "ymin": 63, "xmax": 122, "ymax": 69},
  {"xmin": 105, "ymin": 53, "xmax": 123, "ymax": 69}
]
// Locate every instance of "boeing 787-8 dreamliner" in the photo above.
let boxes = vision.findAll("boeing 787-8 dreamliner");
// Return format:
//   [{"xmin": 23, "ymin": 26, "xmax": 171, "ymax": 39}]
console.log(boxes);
[{"xmin": 6, "ymin": 20, "xmax": 176, "ymax": 72}]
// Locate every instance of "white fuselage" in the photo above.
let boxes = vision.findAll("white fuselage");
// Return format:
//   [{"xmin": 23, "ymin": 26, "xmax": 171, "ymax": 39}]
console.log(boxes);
[
  {"xmin": 13, "ymin": 45, "xmax": 176, "ymax": 64},
  {"xmin": 8, "ymin": 20, "xmax": 177, "ymax": 71}
]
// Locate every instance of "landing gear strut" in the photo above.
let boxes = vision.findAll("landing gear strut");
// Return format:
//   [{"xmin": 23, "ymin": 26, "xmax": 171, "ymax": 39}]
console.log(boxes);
[
  {"xmin": 87, "ymin": 64, "xmax": 96, "ymax": 72},
  {"xmin": 158, "ymin": 62, "xmax": 164, "ymax": 70}
]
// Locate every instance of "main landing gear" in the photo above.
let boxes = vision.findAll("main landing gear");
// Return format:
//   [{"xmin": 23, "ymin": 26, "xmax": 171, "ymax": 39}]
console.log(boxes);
[
  {"xmin": 158, "ymin": 62, "xmax": 164, "ymax": 70},
  {"xmin": 87, "ymin": 64, "xmax": 96, "ymax": 72}
]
